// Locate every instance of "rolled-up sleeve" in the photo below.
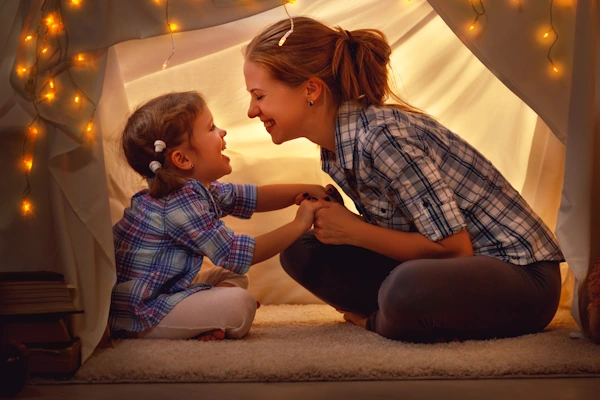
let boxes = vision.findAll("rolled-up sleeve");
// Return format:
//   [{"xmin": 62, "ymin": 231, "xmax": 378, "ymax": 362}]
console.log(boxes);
[
  {"xmin": 166, "ymin": 201, "xmax": 255, "ymax": 275},
  {"xmin": 370, "ymin": 123, "xmax": 466, "ymax": 242},
  {"xmin": 209, "ymin": 181, "xmax": 257, "ymax": 219}
]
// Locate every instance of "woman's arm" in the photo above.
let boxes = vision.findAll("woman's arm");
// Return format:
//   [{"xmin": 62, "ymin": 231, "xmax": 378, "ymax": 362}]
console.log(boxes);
[
  {"xmin": 255, "ymin": 184, "xmax": 326, "ymax": 212},
  {"xmin": 314, "ymin": 202, "xmax": 473, "ymax": 262}
]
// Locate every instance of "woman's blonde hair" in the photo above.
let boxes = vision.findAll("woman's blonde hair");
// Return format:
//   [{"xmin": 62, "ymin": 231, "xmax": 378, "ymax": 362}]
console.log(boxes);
[
  {"xmin": 121, "ymin": 91, "xmax": 206, "ymax": 198},
  {"xmin": 244, "ymin": 16, "xmax": 422, "ymax": 114}
]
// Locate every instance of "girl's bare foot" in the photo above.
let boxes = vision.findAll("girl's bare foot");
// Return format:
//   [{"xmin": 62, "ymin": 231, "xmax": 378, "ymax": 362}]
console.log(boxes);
[
  {"xmin": 194, "ymin": 329, "xmax": 225, "ymax": 341},
  {"xmin": 343, "ymin": 311, "xmax": 367, "ymax": 329}
]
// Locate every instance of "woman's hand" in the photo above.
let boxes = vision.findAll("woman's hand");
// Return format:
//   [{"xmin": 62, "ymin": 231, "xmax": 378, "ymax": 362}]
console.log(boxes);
[
  {"xmin": 313, "ymin": 202, "xmax": 363, "ymax": 245},
  {"xmin": 294, "ymin": 184, "xmax": 345, "ymax": 207}
]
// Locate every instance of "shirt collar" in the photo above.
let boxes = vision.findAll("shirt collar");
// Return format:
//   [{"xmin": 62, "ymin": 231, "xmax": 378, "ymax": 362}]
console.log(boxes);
[{"xmin": 322, "ymin": 101, "xmax": 364, "ymax": 170}]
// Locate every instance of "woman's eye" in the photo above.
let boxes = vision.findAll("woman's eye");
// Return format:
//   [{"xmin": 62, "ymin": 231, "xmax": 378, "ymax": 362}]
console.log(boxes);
[
  {"xmin": 256, "ymin": 95, "xmax": 264, "ymax": 100},
  {"xmin": 210, "ymin": 125, "xmax": 217, "ymax": 130}
]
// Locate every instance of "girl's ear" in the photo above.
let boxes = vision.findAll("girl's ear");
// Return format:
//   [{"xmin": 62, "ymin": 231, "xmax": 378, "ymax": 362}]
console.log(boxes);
[
  {"xmin": 170, "ymin": 149, "xmax": 193, "ymax": 170},
  {"xmin": 305, "ymin": 77, "xmax": 324, "ymax": 103}
]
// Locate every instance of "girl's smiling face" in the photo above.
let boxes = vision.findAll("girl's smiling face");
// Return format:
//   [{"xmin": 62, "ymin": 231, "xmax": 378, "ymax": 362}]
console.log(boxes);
[
  {"xmin": 244, "ymin": 59, "xmax": 309, "ymax": 145},
  {"xmin": 184, "ymin": 108, "xmax": 232, "ymax": 186}
]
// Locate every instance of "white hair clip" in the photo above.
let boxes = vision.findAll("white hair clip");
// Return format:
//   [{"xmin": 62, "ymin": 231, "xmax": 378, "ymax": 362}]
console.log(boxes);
[
  {"xmin": 154, "ymin": 140, "xmax": 167, "ymax": 153},
  {"xmin": 149, "ymin": 160, "xmax": 162, "ymax": 173}
]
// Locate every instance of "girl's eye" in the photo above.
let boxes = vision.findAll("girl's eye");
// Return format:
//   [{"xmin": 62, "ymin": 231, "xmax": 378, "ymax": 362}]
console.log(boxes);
[
  {"xmin": 255, "ymin": 95, "xmax": 264, "ymax": 100},
  {"xmin": 210, "ymin": 125, "xmax": 217, "ymax": 130}
]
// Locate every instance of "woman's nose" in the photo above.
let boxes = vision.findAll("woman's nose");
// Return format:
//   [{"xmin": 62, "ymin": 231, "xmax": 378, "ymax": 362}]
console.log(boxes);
[{"xmin": 247, "ymin": 102, "xmax": 259, "ymax": 119}]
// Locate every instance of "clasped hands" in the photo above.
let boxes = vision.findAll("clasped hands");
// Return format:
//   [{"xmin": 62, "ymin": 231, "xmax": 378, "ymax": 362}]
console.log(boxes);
[{"xmin": 293, "ymin": 184, "xmax": 362, "ymax": 245}]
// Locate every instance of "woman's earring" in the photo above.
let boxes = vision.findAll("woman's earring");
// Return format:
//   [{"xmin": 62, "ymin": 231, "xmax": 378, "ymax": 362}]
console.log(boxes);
[
  {"xmin": 308, "ymin": 100, "xmax": 314, "ymax": 107},
  {"xmin": 190, "ymin": 163, "xmax": 194, "ymax": 168}
]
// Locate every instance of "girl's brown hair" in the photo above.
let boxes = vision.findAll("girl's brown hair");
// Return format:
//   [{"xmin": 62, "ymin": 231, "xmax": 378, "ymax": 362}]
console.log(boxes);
[
  {"xmin": 121, "ymin": 91, "xmax": 206, "ymax": 198},
  {"xmin": 244, "ymin": 16, "xmax": 423, "ymax": 114}
]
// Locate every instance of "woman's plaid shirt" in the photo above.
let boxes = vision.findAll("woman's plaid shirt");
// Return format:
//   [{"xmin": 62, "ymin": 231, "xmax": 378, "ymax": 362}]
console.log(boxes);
[
  {"xmin": 109, "ymin": 180, "xmax": 257, "ymax": 332},
  {"xmin": 321, "ymin": 102, "xmax": 564, "ymax": 266}
]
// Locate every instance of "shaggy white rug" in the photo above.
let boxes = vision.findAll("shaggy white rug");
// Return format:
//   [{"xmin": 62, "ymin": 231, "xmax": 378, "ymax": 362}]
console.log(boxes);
[{"xmin": 74, "ymin": 305, "xmax": 600, "ymax": 383}]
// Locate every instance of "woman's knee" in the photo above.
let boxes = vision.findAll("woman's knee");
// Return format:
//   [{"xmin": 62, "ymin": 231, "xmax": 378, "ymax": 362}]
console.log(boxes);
[{"xmin": 280, "ymin": 231, "xmax": 321, "ymax": 284}]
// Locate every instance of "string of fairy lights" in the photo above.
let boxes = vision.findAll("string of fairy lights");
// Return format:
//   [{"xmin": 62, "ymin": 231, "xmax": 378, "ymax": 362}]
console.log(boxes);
[
  {"xmin": 467, "ymin": 0, "xmax": 563, "ymax": 74},
  {"xmin": 17, "ymin": 0, "xmax": 93, "ymax": 216},
  {"xmin": 14, "ymin": 0, "xmax": 568, "ymax": 216}
]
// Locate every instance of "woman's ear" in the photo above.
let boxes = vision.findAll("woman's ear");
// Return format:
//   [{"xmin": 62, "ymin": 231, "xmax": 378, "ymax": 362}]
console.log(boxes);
[
  {"xmin": 170, "ymin": 149, "xmax": 193, "ymax": 171},
  {"xmin": 305, "ymin": 77, "xmax": 324, "ymax": 103}
]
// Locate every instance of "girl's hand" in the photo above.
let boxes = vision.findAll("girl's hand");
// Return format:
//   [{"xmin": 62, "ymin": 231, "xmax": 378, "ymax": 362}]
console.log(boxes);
[
  {"xmin": 294, "ymin": 184, "xmax": 345, "ymax": 207},
  {"xmin": 314, "ymin": 202, "xmax": 363, "ymax": 245},
  {"xmin": 294, "ymin": 198, "xmax": 324, "ymax": 231}
]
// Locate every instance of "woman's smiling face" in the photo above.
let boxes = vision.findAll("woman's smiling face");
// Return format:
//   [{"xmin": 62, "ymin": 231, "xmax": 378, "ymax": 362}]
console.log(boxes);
[{"xmin": 244, "ymin": 59, "xmax": 308, "ymax": 145}]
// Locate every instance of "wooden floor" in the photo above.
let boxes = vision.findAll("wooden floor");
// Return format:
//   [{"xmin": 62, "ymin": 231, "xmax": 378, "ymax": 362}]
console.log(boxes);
[{"xmin": 18, "ymin": 377, "xmax": 600, "ymax": 400}]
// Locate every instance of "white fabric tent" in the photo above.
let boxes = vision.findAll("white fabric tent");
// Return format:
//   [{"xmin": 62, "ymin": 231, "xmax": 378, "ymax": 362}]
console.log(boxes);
[{"xmin": 0, "ymin": 0, "xmax": 596, "ymax": 363}]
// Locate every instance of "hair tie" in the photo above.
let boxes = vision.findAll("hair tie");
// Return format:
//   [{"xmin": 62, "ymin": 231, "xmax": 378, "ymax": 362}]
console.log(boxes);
[
  {"xmin": 154, "ymin": 140, "xmax": 166, "ymax": 153},
  {"xmin": 149, "ymin": 160, "xmax": 162, "ymax": 173}
]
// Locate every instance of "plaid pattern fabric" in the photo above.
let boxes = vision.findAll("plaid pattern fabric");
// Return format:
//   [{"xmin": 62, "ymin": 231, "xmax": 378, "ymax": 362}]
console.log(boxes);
[
  {"xmin": 109, "ymin": 180, "xmax": 257, "ymax": 332},
  {"xmin": 321, "ymin": 102, "xmax": 564, "ymax": 266}
]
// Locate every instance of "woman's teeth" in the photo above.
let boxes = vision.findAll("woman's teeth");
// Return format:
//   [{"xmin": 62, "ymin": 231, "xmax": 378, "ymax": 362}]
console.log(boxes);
[{"xmin": 264, "ymin": 120, "xmax": 275, "ymax": 128}]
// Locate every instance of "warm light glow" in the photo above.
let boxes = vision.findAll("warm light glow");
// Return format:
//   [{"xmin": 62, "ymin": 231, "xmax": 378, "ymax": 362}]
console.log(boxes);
[
  {"xmin": 162, "ymin": 62, "xmax": 168, "ymax": 69},
  {"xmin": 24, "ymin": 159, "xmax": 33, "ymax": 171},
  {"xmin": 42, "ymin": 46, "xmax": 49, "ymax": 53},
  {"xmin": 469, "ymin": 24, "xmax": 475, "ymax": 31},
  {"xmin": 29, "ymin": 127, "xmax": 38, "ymax": 136},
  {"xmin": 45, "ymin": 92, "xmax": 55, "ymax": 101},
  {"xmin": 25, "ymin": 35, "xmax": 33, "ymax": 41},
  {"xmin": 169, "ymin": 23, "xmax": 178, "ymax": 31},
  {"xmin": 71, "ymin": 0, "xmax": 81, "ymax": 5},
  {"xmin": 17, "ymin": 67, "xmax": 27, "ymax": 77},
  {"xmin": 77, "ymin": 54, "xmax": 85, "ymax": 61},
  {"xmin": 21, "ymin": 201, "xmax": 32, "ymax": 215},
  {"xmin": 553, "ymin": 66, "xmax": 559, "ymax": 72},
  {"xmin": 288, "ymin": 0, "xmax": 297, "ymax": 3},
  {"xmin": 74, "ymin": 95, "xmax": 80, "ymax": 103},
  {"xmin": 543, "ymin": 32, "xmax": 549, "ymax": 38},
  {"xmin": 49, "ymin": 79, "xmax": 54, "ymax": 89},
  {"xmin": 87, "ymin": 121, "xmax": 93, "ymax": 132}
]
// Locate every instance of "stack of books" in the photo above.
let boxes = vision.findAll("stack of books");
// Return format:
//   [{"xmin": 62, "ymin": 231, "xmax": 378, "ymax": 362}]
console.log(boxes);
[{"xmin": 0, "ymin": 271, "xmax": 83, "ymax": 376}]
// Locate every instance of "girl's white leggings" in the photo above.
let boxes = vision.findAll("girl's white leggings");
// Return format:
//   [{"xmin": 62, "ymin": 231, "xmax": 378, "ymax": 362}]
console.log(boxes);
[{"xmin": 139, "ymin": 265, "xmax": 256, "ymax": 340}]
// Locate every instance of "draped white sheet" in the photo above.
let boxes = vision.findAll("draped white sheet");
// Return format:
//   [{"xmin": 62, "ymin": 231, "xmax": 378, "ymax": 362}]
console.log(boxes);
[{"xmin": 0, "ymin": 0, "xmax": 574, "ymax": 363}]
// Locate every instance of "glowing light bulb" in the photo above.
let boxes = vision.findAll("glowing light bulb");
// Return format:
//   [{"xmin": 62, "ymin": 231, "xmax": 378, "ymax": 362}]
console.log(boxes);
[
  {"xmin": 74, "ymin": 95, "xmax": 80, "ymax": 103},
  {"xmin": 71, "ymin": 0, "xmax": 81, "ymax": 5},
  {"xmin": 29, "ymin": 127, "xmax": 38, "ymax": 136},
  {"xmin": 17, "ymin": 67, "xmax": 27, "ymax": 76},
  {"xmin": 46, "ymin": 15, "xmax": 55, "ymax": 26},
  {"xmin": 169, "ymin": 23, "xmax": 177, "ymax": 31},
  {"xmin": 553, "ymin": 66, "xmax": 559, "ymax": 73},
  {"xmin": 49, "ymin": 80, "xmax": 54, "ymax": 89},
  {"xmin": 24, "ymin": 159, "xmax": 33, "ymax": 171},
  {"xmin": 42, "ymin": 47, "xmax": 49, "ymax": 53},
  {"xmin": 288, "ymin": 0, "xmax": 297, "ymax": 3},
  {"xmin": 22, "ymin": 200, "xmax": 32, "ymax": 214},
  {"xmin": 469, "ymin": 25, "xmax": 475, "ymax": 31},
  {"xmin": 45, "ymin": 92, "xmax": 55, "ymax": 101},
  {"xmin": 87, "ymin": 121, "xmax": 93, "ymax": 132},
  {"xmin": 543, "ymin": 32, "xmax": 549, "ymax": 38},
  {"xmin": 77, "ymin": 54, "xmax": 85, "ymax": 61},
  {"xmin": 25, "ymin": 35, "xmax": 33, "ymax": 41},
  {"xmin": 162, "ymin": 62, "xmax": 168, "ymax": 69}
]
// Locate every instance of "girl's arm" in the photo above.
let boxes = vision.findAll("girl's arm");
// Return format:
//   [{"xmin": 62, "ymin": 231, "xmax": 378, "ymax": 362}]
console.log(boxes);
[
  {"xmin": 313, "ymin": 202, "xmax": 473, "ymax": 262},
  {"xmin": 255, "ymin": 184, "xmax": 326, "ymax": 212}
]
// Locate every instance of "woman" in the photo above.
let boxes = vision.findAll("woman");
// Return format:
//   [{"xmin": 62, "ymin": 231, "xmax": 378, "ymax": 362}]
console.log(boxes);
[{"xmin": 243, "ymin": 17, "xmax": 564, "ymax": 342}]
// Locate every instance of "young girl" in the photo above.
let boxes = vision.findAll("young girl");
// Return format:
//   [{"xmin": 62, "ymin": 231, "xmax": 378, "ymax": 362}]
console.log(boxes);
[
  {"xmin": 109, "ymin": 91, "xmax": 326, "ymax": 341},
  {"xmin": 243, "ymin": 17, "xmax": 565, "ymax": 342}
]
